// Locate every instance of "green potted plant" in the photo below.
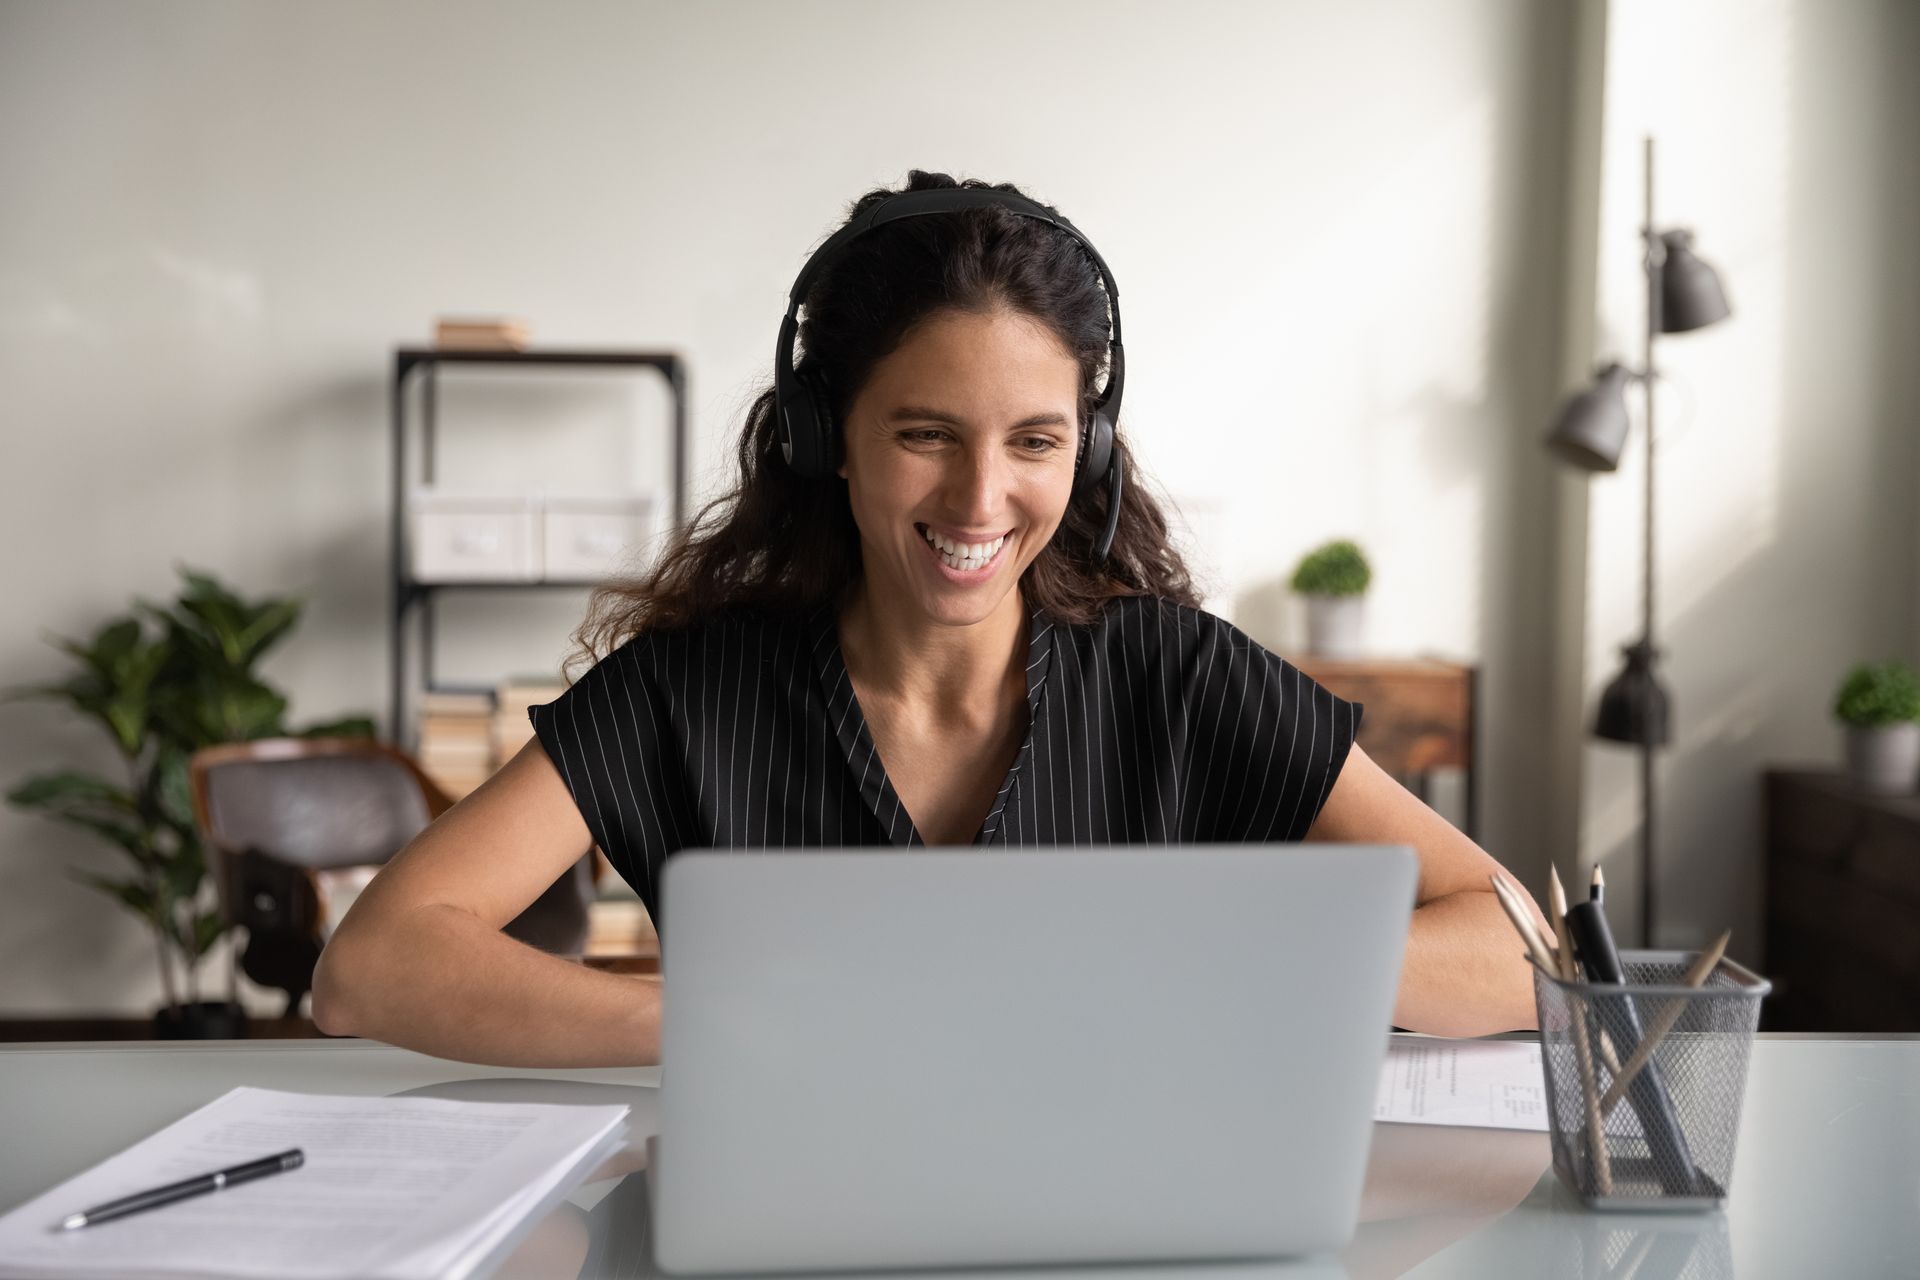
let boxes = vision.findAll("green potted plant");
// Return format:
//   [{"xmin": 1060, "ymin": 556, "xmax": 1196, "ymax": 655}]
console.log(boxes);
[
  {"xmin": 1291, "ymin": 539, "xmax": 1372, "ymax": 658},
  {"xmin": 1833, "ymin": 660, "xmax": 1920, "ymax": 794},
  {"xmin": 2, "ymin": 566, "xmax": 375, "ymax": 1037}
]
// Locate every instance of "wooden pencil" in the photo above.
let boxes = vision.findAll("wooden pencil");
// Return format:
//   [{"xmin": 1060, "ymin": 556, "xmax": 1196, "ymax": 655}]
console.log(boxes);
[
  {"xmin": 1545, "ymin": 864, "xmax": 1612, "ymax": 1195},
  {"xmin": 1489, "ymin": 875, "xmax": 1562, "ymax": 979}
]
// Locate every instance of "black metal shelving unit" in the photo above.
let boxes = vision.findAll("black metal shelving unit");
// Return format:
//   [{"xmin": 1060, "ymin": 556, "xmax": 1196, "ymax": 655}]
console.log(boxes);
[{"xmin": 389, "ymin": 347, "xmax": 688, "ymax": 750}]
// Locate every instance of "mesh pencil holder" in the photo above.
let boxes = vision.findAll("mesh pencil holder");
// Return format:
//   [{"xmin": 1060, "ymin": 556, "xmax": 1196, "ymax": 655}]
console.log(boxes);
[{"xmin": 1532, "ymin": 950, "xmax": 1770, "ymax": 1211}]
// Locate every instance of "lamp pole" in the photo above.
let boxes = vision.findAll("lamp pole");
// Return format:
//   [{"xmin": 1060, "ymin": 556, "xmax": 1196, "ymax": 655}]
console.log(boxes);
[
  {"xmin": 1638, "ymin": 135, "xmax": 1660, "ymax": 948},
  {"xmin": 1548, "ymin": 134, "xmax": 1728, "ymax": 950}
]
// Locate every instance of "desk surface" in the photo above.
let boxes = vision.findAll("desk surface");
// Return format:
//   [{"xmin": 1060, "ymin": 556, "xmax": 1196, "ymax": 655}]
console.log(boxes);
[{"xmin": 3, "ymin": 1035, "xmax": 1914, "ymax": 1279}]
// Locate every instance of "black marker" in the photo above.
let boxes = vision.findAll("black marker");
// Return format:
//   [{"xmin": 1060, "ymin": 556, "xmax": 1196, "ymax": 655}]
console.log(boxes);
[
  {"xmin": 56, "ymin": 1149, "xmax": 304, "ymax": 1231},
  {"xmin": 1590, "ymin": 864, "xmax": 1604, "ymax": 905}
]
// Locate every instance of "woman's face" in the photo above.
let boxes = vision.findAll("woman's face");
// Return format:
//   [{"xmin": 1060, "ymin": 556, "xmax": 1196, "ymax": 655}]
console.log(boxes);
[{"xmin": 838, "ymin": 307, "xmax": 1081, "ymax": 632}]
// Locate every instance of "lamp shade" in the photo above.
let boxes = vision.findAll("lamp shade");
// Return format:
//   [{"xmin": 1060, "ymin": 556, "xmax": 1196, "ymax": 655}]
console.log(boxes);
[
  {"xmin": 1659, "ymin": 230, "xmax": 1731, "ymax": 333},
  {"xmin": 1594, "ymin": 640, "xmax": 1671, "ymax": 746},
  {"xmin": 1546, "ymin": 362, "xmax": 1633, "ymax": 472}
]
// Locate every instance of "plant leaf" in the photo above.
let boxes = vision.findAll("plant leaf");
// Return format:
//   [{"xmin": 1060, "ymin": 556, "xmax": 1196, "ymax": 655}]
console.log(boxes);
[
  {"xmin": 236, "ymin": 597, "xmax": 304, "ymax": 666},
  {"xmin": 5, "ymin": 771, "xmax": 138, "ymax": 813},
  {"xmin": 70, "ymin": 870, "xmax": 160, "ymax": 923},
  {"xmin": 158, "ymin": 840, "xmax": 208, "ymax": 903},
  {"xmin": 191, "ymin": 909, "xmax": 229, "ymax": 958}
]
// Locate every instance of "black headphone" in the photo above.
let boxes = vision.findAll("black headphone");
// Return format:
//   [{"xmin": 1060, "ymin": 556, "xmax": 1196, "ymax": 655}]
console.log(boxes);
[{"xmin": 773, "ymin": 187, "xmax": 1128, "ymax": 562}]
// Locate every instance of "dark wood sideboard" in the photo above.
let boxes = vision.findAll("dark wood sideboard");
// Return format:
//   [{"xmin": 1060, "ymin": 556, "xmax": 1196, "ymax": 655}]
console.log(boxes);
[
  {"xmin": 1285, "ymin": 656, "xmax": 1478, "ymax": 843},
  {"xmin": 1762, "ymin": 768, "xmax": 1920, "ymax": 1032}
]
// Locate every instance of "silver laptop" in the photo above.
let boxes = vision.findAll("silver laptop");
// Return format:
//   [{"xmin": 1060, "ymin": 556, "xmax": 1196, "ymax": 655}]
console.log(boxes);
[{"xmin": 647, "ymin": 844, "xmax": 1416, "ymax": 1275}]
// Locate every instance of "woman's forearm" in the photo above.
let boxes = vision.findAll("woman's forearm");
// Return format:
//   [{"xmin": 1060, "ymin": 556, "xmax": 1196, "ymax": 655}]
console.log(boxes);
[
  {"xmin": 313, "ymin": 902, "xmax": 660, "ymax": 1068},
  {"xmin": 1393, "ymin": 888, "xmax": 1542, "ymax": 1037}
]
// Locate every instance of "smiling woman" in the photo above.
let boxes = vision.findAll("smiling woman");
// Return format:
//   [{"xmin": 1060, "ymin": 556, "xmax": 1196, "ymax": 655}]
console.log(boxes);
[
  {"xmin": 313, "ymin": 170, "xmax": 1545, "ymax": 1067},
  {"xmin": 838, "ymin": 308, "xmax": 1081, "ymax": 630}
]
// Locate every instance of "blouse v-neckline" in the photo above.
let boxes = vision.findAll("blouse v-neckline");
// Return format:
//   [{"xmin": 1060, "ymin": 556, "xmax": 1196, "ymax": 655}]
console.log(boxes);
[{"xmin": 808, "ymin": 600, "xmax": 1056, "ymax": 848}]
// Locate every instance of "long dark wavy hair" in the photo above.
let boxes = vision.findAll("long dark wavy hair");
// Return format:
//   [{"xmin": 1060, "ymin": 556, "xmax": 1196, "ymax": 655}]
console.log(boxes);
[{"xmin": 565, "ymin": 169, "xmax": 1199, "ymax": 680}]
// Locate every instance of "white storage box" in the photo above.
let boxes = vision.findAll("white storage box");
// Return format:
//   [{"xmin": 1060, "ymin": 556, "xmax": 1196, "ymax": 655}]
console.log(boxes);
[
  {"xmin": 543, "ymin": 493, "xmax": 660, "ymax": 582},
  {"xmin": 409, "ymin": 489, "xmax": 541, "ymax": 582}
]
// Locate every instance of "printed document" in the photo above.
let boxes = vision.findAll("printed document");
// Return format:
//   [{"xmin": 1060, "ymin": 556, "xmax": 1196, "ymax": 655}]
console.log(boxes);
[
  {"xmin": 0, "ymin": 1086, "xmax": 628, "ymax": 1280},
  {"xmin": 1375, "ymin": 1037, "xmax": 1549, "ymax": 1131}
]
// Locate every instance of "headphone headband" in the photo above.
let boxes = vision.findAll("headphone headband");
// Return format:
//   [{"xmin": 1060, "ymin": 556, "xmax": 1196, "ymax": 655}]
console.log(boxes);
[{"xmin": 775, "ymin": 185, "xmax": 1128, "ymax": 560}]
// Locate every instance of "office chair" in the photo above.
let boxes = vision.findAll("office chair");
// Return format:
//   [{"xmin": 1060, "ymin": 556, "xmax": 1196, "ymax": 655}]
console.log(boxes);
[{"xmin": 187, "ymin": 737, "xmax": 600, "ymax": 1017}]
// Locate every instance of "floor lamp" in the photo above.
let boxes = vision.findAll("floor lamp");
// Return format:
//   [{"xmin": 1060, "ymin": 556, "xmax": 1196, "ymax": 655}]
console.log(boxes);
[{"xmin": 1545, "ymin": 136, "xmax": 1733, "ymax": 947}]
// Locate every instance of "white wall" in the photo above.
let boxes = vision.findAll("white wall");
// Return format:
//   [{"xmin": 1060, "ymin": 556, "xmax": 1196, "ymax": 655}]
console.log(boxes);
[
  {"xmin": 0, "ymin": 0, "xmax": 1636, "ymax": 1014},
  {"xmin": 1569, "ymin": 0, "xmax": 1920, "ymax": 950}
]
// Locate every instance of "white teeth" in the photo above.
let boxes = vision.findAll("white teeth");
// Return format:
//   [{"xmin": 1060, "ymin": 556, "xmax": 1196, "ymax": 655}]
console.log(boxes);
[{"xmin": 920, "ymin": 526, "xmax": 1006, "ymax": 570}]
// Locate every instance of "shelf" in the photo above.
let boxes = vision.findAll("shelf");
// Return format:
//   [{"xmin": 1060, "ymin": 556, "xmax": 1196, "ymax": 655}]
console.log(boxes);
[
  {"xmin": 390, "ymin": 343, "xmax": 688, "ymax": 750},
  {"xmin": 395, "ymin": 348, "xmax": 682, "ymax": 378}
]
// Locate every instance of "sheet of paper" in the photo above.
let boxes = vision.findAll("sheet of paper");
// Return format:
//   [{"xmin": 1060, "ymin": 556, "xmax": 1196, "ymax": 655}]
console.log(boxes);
[
  {"xmin": 0, "ymin": 1086, "xmax": 628, "ymax": 1280},
  {"xmin": 1375, "ymin": 1037, "xmax": 1549, "ymax": 1131}
]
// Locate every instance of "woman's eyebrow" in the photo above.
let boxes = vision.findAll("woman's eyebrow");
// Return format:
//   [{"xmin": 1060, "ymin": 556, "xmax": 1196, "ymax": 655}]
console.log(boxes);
[{"xmin": 885, "ymin": 405, "xmax": 1072, "ymax": 429}]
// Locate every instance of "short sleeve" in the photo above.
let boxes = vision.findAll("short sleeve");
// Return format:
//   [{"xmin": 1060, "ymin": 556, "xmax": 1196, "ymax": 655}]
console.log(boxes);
[
  {"xmin": 526, "ymin": 632, "xmax": 683, "ymax": 913},
  {"xmin": 1182, "ymin": 614, "xmax": 1364, "ymax": 843}
]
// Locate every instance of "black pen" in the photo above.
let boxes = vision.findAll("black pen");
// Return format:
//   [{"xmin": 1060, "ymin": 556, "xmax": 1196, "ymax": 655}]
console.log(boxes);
[
  {"xmin": 1562, "ymin": 898, "xmax": 1714, "ymax": 1197},
  {"xmin": 1590, "ymin": 864, "xmax": 1604, "ymax": 905},
  {"xmin": 57, "ymin": 1148, "xmax": 304, "ymax": 1231}
]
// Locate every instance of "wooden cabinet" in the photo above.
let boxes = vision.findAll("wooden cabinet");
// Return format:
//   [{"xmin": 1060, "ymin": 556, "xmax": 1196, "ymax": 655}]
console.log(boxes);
[
  {"xmin": 1284, "ymin": 656, "xmax": 1478, "ymax": 841},
  {"xmin": 1762, "ymin": 769, "xmax": 1920, "ymax": 1032}
]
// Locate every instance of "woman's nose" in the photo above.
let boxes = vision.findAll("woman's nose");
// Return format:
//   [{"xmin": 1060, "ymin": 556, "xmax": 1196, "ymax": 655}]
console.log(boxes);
[{"xmin": 942, "ymin": 445, "xmax": 1006, "ymax": 521}]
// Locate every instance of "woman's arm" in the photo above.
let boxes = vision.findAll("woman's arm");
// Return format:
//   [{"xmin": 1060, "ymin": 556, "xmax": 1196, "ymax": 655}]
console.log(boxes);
[
  {"xmin": 1304, "ymin": 743, "xmax": 1554, "ymax": 1037},
  {"xmin": 311, "ymin": 740, "xmax": 660, "ymax": 1067}
]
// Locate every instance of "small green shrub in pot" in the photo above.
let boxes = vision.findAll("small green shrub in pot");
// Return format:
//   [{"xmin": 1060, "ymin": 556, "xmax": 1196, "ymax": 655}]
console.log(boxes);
[
  {"xmin": 1291, "ymin": 539, "xmax": 1371, "ymax": 657},
  {"xmin": 1833, "ymin": 660, "xmax": 1920, "ymax": 793},
  {"xmin": 1291, "ymin": 539, "xmax": 1372, "ymax": 598}
]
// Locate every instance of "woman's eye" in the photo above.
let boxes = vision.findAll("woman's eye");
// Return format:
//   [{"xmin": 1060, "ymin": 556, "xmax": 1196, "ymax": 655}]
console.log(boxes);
[
  {"xmin": 902, "ymin": 429, "xmax": 946, "ymax": 443},
  {"xmin": 1020, "ymin": 437, "xmax": 1060, "ymax": 453}
]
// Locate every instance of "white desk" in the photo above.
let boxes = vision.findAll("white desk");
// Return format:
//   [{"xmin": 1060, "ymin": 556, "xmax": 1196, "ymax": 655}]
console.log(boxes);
[{"xmin": 2, "ymin": 1034, "xmax": 1914, "ymax": 1278}]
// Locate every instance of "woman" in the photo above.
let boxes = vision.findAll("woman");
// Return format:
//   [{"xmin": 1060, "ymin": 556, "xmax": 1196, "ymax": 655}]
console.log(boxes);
[{"xmin": 314, "ymin": 171, "xmax": 1549, "ymax": 1067}]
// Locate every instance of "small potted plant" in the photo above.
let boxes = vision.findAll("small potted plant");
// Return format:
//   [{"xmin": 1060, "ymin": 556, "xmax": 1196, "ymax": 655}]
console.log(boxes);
[
  {"xmin": 1291, "ymin": 539, "xmax": 1371, "ymax": 658},
  {"xmin": 2, "ymin": 566, "xmax": 375, "ymax": 1037},
  {"xmin": 1833, "ymin": 660, "xmax": 1920, "ymax": 794}
]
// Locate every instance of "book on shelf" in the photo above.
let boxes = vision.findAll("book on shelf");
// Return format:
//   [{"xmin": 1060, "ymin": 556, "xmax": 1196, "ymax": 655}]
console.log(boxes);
[
  {"xmin": 421, "ymin": 689, "xmax": 496, "ymax": 716},
  {"xmin": 432, "ymin": 316, "xmax": 532, "ymax": 351},
  {"xmin": 497, "ymin": 674, "xmax": 568, "ymax": 710},
  {"xmin": 411, "ymin": 675, "xmax": 565, "ymax": 795},
  {"xmin": 420, "ymin": 745, "xmax": 492, "ymax": 767},
  {"xmin": 585, "ymin": 899, "xmax": 655, "ymax": 957},
  {"xmin": 492, "ymin": 713, "xmax": 536, "ymax": 761},
  {"xmin": 419, "ymin": 718, "xmax": 493, "ymax": 748}
]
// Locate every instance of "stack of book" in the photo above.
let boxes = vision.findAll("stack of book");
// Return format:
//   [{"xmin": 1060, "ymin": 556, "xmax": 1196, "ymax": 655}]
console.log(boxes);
[
  {"xmin": 432, "ymin": 316, "xmax": 531, "ymax": 351},
  {"xmin": 585, "ymin": 898, "xmax": 655, "ymax": 958},
  {"xmin": 417, "ymin": 690, "xmax": 497, "ymax": 799},
  {"xmin": 494, "ymin": 675, "xmax": 566, "ymax": 763}
]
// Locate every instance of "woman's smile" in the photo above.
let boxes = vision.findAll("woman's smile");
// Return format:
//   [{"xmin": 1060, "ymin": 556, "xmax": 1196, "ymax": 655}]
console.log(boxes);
[{"xmin": 915, "ymin": 522, "xmax": 1012, "ymax": 581}]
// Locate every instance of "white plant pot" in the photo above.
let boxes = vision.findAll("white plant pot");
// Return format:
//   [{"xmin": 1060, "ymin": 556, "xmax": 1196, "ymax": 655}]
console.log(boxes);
[
  {"xmin": 1304, "ymin": 594, "xmax": 1365, "ymax": 658},
  {"xmin": 1843, "ymin": 722, "xmax": 1920, "ymax": 794}
]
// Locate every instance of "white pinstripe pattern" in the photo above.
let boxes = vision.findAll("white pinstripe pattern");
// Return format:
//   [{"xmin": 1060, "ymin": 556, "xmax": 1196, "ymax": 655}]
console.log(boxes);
[{"xmin": 528, "ymin": 598, "xmax": 1361, "ymax": 924}]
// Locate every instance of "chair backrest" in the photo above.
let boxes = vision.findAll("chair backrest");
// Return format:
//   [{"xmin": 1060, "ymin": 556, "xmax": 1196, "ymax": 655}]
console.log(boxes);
[
  {"xmin": 188, "ymin": 738, "xmax": 452, "ymax": 917},
  {"xmin": 187, "ymin": 736, "xmax": 600, "ymax": 973}
]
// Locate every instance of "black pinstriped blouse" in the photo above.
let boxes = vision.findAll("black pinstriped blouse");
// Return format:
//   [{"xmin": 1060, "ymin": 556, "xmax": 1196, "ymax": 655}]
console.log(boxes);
[{"xmin": 528, "ymin": 595, "xmax": 1363, "ymax": 926}]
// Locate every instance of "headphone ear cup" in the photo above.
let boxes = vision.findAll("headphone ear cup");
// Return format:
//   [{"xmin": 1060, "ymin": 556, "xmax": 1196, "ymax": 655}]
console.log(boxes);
[
  {"xmin": 805, "ymin": 369, "xmax": 839, "ymax": 474},
  {"xmin": 1073, "ymin": 412, "xmax": 1114, "ymax": 499},
  {"xmin": 781, "ymin": 362, "xmax": 838, "ymax": 478}
]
